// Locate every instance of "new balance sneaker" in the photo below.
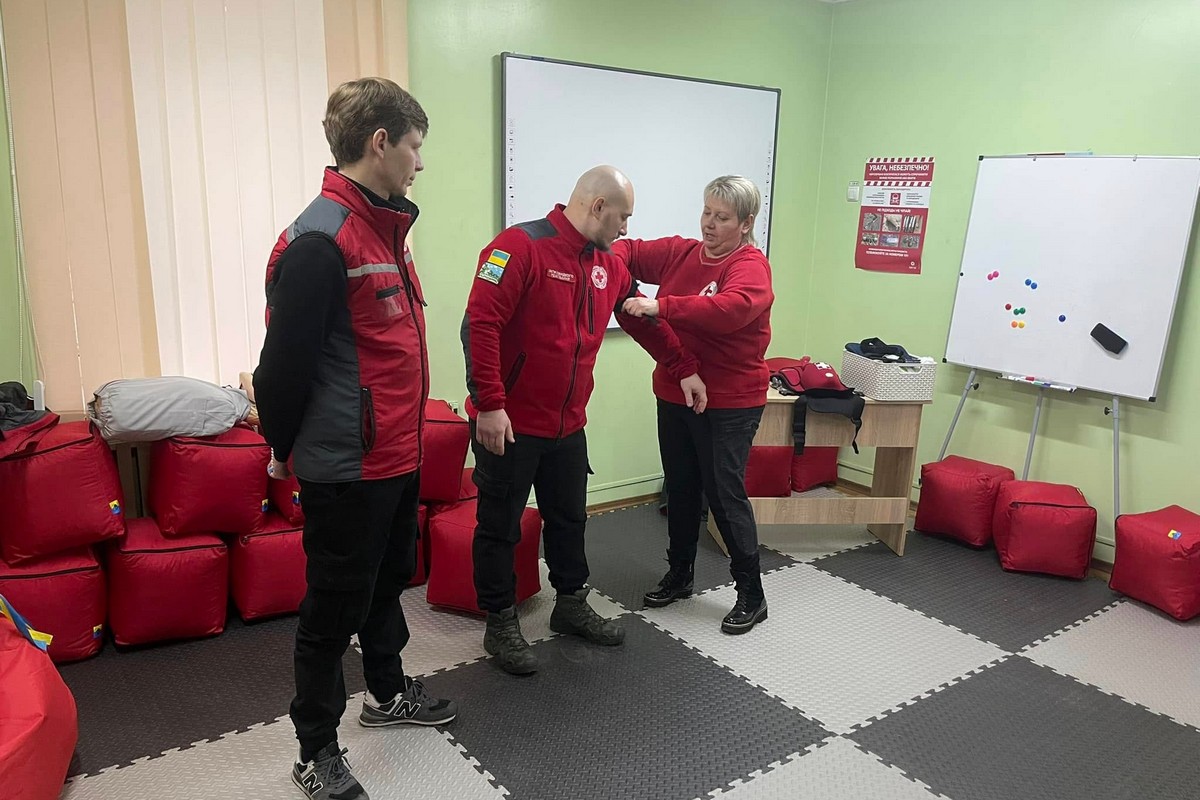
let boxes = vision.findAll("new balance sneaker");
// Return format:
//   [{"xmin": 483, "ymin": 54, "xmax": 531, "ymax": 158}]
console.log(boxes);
[
  {"xmin": 484, "ymin": 606, "xmax": 539, "ymax": 675},
  {"xmin": 549, "ymin": 588, "xmax": 624, "ymax": 645},
  {"xmin": 292, "ymin": 743, "xmax": 368, "ymax": 800},
  {"xmin": 721, "ymin": 593, "xmax": 768, "ymax": 634},
  {"xmin": 359, "ymin": 677, "xmax": 458, "ymax": 727},
  {"xmin": 643, "ymin": 565, "xmax": 695, "ymax": 608}
]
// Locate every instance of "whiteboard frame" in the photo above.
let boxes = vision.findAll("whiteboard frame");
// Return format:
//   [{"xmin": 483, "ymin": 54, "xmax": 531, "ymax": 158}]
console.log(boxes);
[
  {"xmin": 499, "ymin": 52, "xmax": 781, "ymax": 258},
  {"xmin": 944, "ymin": 153, "xmax": 1200, "ymax": 402}
]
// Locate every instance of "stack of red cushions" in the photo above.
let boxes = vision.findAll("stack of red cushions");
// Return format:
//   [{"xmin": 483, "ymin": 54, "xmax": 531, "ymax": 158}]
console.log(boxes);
[{"xmin": 0, "ymin": 420, "xmax": 124, "ymax": 662}]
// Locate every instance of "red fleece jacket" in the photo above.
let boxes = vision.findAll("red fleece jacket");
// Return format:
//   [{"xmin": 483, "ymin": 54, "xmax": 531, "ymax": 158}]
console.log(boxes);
[{"xmin": 611, "ymin": 236, "xmax": 773, "ymax": 409}]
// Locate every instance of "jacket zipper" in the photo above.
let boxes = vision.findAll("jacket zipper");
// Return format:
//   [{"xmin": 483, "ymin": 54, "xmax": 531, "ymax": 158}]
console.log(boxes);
[
  {"xmin": 361, "ymin": 387, "xmax": 376, "ymax": 454},
  {"xmin": 558, "ymin": 253, "xmax": 587, "ymax": 440},
  {"xmin": 504, "ymin": 352, "xmax": 527, "ymax": 392},
  {"xmin": 393, "ymin": 228, "xmax": 429, "ymax": 464},
  {"xmin": 587, "ymin": 289, "xmax": 595, "ymax": 335}
]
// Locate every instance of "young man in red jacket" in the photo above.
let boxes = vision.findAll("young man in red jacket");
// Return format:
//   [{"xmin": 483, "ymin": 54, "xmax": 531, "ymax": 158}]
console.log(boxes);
[
  {"xmin": 255, "ymin": 78, "xmax": 455, "ymax": 800},
  {"xmin": 462, "ymin": 165, "xmax": 707, "ymax": 675}
]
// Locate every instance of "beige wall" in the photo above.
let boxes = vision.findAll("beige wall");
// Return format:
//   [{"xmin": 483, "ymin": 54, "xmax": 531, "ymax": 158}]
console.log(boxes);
[
  {"xmin": 1, "ymin": 0, "xmax": 409, "ymax": 412},
  {"xmin": 2, "ymin": 0, "xmax": 159, "ymax": 411}
]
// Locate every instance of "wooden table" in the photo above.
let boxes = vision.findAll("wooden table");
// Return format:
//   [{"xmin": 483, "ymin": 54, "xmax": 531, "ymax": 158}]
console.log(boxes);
[{"xmin": 708, "ymin": 389, "xmax": 929, "ymax": 556}]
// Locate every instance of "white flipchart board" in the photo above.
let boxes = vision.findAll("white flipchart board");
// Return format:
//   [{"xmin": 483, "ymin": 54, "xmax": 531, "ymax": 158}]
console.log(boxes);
[
  {"xmin": 944, "ymin": 155, "xmax": 1200, "ymax": 401},
  {"xmin": 501, "ymin": 53, "xmax": 780, "ymax": 328}
]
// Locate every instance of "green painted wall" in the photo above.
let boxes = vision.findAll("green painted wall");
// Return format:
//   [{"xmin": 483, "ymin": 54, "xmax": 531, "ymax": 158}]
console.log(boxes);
[
  {"xmin": 810, "ymin": 0, "xmax": 1200, "ymax": 560},
  {"xmin": 408, "ymin": 0, "xmax": 834, "ymax": 504},
  {"xmin": 0, "ymin": 81, "xmax": 36, "ymax": 386}
]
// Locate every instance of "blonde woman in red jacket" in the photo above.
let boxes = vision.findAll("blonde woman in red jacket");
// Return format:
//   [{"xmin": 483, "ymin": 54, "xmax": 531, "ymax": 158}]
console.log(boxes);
[{"xmin": 616, "ymin": 175, "xmax": 774, "ymax": 634}]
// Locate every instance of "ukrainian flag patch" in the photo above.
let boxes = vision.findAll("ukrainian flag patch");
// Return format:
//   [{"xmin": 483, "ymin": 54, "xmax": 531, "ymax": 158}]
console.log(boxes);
[
  {"xmin": 93, "ymin": 624, "xmax": 104, "ymax": 639},
  {"xmin": 109, "ymin": 500, "xmax": 122, "ymax": 516},
  {"xmin": 261, "ymin": 499, "xmax": 270, "ymax": 512},
  {"xmin": 477, "ymin": 249, "xmax": 510, "ymax": 285},
  {"xmin": 292, "ymin": 491, "xmax": 301, "ymax": 505}
]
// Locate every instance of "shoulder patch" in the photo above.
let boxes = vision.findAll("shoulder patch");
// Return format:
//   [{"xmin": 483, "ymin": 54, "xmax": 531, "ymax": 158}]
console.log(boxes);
[
  {"xmin": 516, "ymin": 218, "xmax": 557, "ymax": 240},
  {"xmin": 477, "ymin": 261, "xmax": 505, "ymax": 285}
]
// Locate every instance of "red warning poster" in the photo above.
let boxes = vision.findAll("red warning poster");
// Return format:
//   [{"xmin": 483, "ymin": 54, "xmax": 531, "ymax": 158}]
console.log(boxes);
[{"xmin": 855, "ymin": 157, "xmax": 935, "ymax": 274}]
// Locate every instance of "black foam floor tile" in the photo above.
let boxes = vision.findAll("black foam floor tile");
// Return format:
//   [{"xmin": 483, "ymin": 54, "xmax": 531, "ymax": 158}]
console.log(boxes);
[
  {"xmin": 813, "ymin": 532, "xmax": 1120, "ymax": 651},
  {"xmin": 421, "ymin": 614, "xmax": 828, "ymax": 800},
  {"xmin": 58, "ymin": 614, "xmax": 365, "ymax": 776},
  {"xmin": 582, "ymin": 503, "xmax": 796, "ymax": 610},
  {"xmin": 850, "ymin": 656, "xmax": 1200, "ymax": 800}
]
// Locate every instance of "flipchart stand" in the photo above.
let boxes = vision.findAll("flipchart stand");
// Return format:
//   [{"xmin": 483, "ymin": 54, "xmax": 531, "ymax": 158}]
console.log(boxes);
[{"xmin": 937, "ymin": 370, "xmax": 1122, "ymax": 519}]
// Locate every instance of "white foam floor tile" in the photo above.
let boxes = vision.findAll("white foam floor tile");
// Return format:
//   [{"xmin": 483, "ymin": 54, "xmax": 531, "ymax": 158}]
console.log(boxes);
[
  {"xmin": 704, "ymin": 737, "xmax": 946, "ymax": 800},
  {"xmin": 1024, "ymin": 600, "xmax": 1200, "ymax": 730},
  {"xmin": 640, "ymin": 563, "xmax": 1006, "ymax": 733},
  {"xmin": 61, "ymin": 697, "xmax": 507, "ymax": 800},
  {"xmin": 400, "ymin": 559, "xmax": 626, "ymax": 677},
  {"xmin": 758, "ymin": 522, "xmax": 878, "ymax": 563}
]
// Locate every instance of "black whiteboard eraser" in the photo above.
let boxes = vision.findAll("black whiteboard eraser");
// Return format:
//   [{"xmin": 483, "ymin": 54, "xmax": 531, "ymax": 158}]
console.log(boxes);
[{"xmin": 1090, "ymin": 323, "xmax": 1128, "ymax": 355}]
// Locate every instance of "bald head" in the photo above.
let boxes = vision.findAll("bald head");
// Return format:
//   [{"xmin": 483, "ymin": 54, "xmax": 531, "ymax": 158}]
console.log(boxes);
[{"xmin": 563, "ymin": 165, "xmax": 635, "ymax": 250}]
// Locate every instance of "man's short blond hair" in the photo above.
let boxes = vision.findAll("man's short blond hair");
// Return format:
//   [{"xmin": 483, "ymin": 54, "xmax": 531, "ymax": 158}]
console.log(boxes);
[
  {"xmin": 704, "ymin": 175, "xmax": 762, "ymax": 246},
  {"xmin": 323, "ymin": 77, "xmax": 428, "ymax": 166}
]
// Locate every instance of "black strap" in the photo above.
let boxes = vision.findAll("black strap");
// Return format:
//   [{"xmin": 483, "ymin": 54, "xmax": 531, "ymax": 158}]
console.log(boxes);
[{"xmin": 791, "ymin": 395, "xmax": 864, "ymax": 455}]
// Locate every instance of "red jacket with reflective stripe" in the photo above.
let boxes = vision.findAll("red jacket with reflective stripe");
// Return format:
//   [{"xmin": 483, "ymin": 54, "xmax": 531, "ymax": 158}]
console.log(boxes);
[
  {"xmin": 462, "ymin": 206, "xmax": 699, "ymax": 439},
  {"xmin": 263, "ymin": 168, "xmax": 429, "ymax": 481}
]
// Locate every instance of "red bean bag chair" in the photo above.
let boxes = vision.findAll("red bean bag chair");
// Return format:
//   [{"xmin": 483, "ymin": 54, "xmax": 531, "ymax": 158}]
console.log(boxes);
[
  {"xmin": 268, "ymin": 472, "xmax": 304, "ymax": 525},
  {"xmin": 149, "ymin": 425, "xmax": 270, "ymax": 536},
  {"xmin": 230, "ymin": 513, "xmax": 306, "ymax": 621},
  {"xmin": 0, "ymin": 610, "xmax": 78, "ymax": 800},
  {"xmin": 744, "ymin": 446, "xmax": 792, "ymax": 497},
  {"xmin": 0, "ymin": 549, "xmax": 106, "ymax": 663},
  {"xmin": 419, "ymin": 400, "xmax": 470, "ymax": 503},
  {"xmin": 1110, "ymin": 505, "xmax": 1200, "ymax": 621},
  {"xmin": 992, "ymin": 481, "xmax": 1097, "ymax": 579},
  {"xmin": 915, "ymin": 456, "xmax": 1014, "ymax": 547},
  {"xmin": 107, "ymin": 518, "xmax": 228, "ymax": 646},
  {"xmin": 791, "ymin": 447, "xmax": 839, "ymax": 492},
  {"xmin": 0, "ymin": 420, "xmax": 125, "ymax": 564},
  {"xmin": 426, "ymin": 498, "xmax": 541, "ymax": 614}
]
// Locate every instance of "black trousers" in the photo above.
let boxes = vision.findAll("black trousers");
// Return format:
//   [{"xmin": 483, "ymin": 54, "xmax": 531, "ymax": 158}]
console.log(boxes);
[
  {"xmin": 472, "ymin": 426, "xmax": 590, "ymax": 612},
  {"xmin": 657, "ymin": 399, "xmax": 765, "ymax": 600},
  {"xmin": 291, "ymin": 472, "xmax": 419, "ymax": 759}
]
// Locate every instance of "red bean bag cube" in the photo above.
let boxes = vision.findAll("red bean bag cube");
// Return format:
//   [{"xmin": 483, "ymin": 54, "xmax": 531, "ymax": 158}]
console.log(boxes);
[
  {"xmin": 150, "ymin": 425, "xmax": 270, "ymax": 536},
  {"xmin": 1110, "ymin": 505, "xmax": 1200, "ymax": 621},
  {"xmin": 744, "ymin": 446, "xmax": 792, "ymax": 497},
  {"xmin": 992, "ymin": 481, "xmax": 1097, "ymax": 579},
  {"xmin": 791, "ymin": 447, "xmax": 839, "ymax": 492},
  {"xmin": 230, "ymin": 514, "xmax": 306, "ymax": 621},
  {"xmin": 915, "ymin": 456, "xmax": 1015, "ymax": 547},
  {"xmin": 0, "ymin": 614, "xmax": 79, "ymax": 800},
  {"xmin": 419, "ymin": 400, "xmax": 470, "ymax": 503},
  {"xmin": 0, "ymin": 549, "xmax": 106, "ymax": 663},
  {"xmin": 0, "ymin": 420, "xmax": 126, "ymax": 564},
  {"xmin": 268, "ymin": 473, "xmax": 304, "ymax": 525},
  {"xmin": 107, "ymin": 518, "xmax": 228, "ymax": 646},
  {"xmin": 426, "ymin": 500, "xmax": 541, "ymax": 614}
]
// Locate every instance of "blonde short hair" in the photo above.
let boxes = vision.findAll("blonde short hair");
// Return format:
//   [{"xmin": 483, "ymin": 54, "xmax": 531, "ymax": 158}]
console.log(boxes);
[
  {"xmin": 704, "ymin": 175, "xmax": 762, "ymax": 245},
  {"xmin": 323, "ymin": 77, "xmax": 428, "ymax": 166}
]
